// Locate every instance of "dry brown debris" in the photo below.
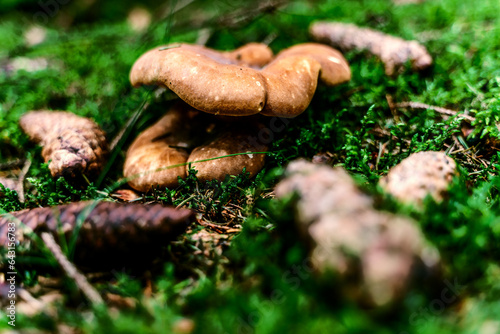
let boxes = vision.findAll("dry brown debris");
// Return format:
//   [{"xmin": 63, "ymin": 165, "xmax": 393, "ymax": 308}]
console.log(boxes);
[
  {"xmin": 310, "ymin": 22, "xmax": 432, "ymax": 76},
  {"xmin": 19, "ymin": 111, "xmax": 109, "ymax": 180},
  {"xmin": 0, "ymin": 201, "xmax": 194, "ymax": 269},
  {"xmin": 380, "ymin": 151, "xmax": 458, "ymax": 206},
  {"xmin": 111, "ymin": 189, "xmax": 141, "ymax": 202},
  {"xmin": 275, "ymin": 160, "xmax": 440, "ymax": 307}
]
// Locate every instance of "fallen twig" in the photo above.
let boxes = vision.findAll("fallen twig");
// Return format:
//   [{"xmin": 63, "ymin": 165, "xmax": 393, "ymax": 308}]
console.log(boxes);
[
  {"xmin": 394, "ymin": 101, "xmax": 475, "ymax": 121},
  {"xmin": 17, "ymin": 158, "xmax": 32, "ymax": 203},
  {"xmin": 41, "ymin": 232, "xmax": 104, "ymax": 306}
]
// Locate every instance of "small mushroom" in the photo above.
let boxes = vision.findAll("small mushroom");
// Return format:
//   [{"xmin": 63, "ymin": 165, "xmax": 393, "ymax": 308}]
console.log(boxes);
[
  {"xmin": 124, "ymin": 102, "xmax": 267, "ymax": 191},
  {"xmin": 379, "ymin": 151, "xmax": 458, "ymax": 206},
  {"xmin": 19, "ymin": 111, "xmax": 109, "ymax": 180}
]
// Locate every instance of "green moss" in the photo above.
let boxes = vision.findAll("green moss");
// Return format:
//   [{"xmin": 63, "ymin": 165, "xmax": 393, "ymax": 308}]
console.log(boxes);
[{"xmin": 2, "ymin": 0, "xmax": 500, "ymax": 332}]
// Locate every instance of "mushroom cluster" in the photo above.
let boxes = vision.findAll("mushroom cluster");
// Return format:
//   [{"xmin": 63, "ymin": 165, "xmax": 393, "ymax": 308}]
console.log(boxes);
[{"xmin": 125, "ymin": 42, "xmax": 351, "ymax": 192}]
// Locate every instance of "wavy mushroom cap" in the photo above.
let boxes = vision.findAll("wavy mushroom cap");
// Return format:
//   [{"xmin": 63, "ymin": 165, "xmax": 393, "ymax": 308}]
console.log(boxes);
[
  {"xmin": 130, "ymin": 46, "xmax": 267, "ymax": 116},
  {"xmin": 273, "ymin": 43, "xmax": 351, "ymax": 86},
  {"xmin": 260, "ymin": 55, "xmax": 322, "ymax": 117},
  {"xmin": 130, "ymin": 43, "xmax": 351, "ymax": 118}
]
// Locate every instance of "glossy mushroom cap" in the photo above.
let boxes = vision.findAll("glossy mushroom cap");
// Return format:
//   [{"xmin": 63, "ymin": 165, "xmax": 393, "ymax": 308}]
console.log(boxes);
[
  {"xmin": 130, "ymin": 43, "xmax": 351, "ymax": 118},
  {"xmin": 273, "ymin": 43, "xmax": 351, "ymax": 86},
  {"xmin": 130, "ymin": 45, "xmax": 268, "ymax": 116}
]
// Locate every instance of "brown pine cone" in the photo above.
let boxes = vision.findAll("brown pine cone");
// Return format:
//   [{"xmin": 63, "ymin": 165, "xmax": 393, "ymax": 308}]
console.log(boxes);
[
  {"xmin": 0, "ymin": 201, "xmax": 194, "ymax": 269},
  {"xmin": 19, "ymin": 111, "xmax": 109, "ymax": 180}
]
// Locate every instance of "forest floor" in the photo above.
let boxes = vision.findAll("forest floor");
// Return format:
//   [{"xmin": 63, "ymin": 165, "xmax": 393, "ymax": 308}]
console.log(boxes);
[{"xmin": 1, "ymin": 0, "xmax": 500, "ymax": 333}]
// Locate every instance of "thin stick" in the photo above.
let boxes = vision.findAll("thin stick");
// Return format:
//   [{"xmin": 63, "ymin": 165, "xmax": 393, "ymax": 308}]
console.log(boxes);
[
  {"xmin": 195, "ymin": 28, "xmax": 212, "ymax": 45},
  {"xmin": 17, "ymin": 158, "xmax": 32, "ymax": 203},
  {"xmin": 17, "ymin": 288, "xmax": 45, "ymax": 313},
  {"xmin": 394, "ymin": 101, "xmax": 475, "ymax": 122},
  {"xmin": 199, "ymin": 220, "xmax": 239, "ymax": 232},
  {"xmin": 176, "ymin": 194, "xmax": 196, "ymax": 209},
  {"xmin": 41, "ymin": 232, "xmax": 104, "ymax": 306},
  {"xmin": 261, "ymin": 32, "xmax": 278, "ymax": 46}
]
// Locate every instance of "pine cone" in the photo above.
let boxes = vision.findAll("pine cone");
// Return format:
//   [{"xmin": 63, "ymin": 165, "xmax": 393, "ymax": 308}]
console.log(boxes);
[
  {"xmin": 19, "ymin": 111, "xmax": 109, "ymax": 180},
  {"xmin": 0, "ymin": 201, "xmax": 194, "ymax": 269}
]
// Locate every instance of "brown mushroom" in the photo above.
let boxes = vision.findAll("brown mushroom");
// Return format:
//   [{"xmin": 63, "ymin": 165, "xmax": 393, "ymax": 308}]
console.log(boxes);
[
  {"xmin": 124, "ymin": 102, "xmax": 268, "ymax": 191},
  {"xmin": 126, "ymin": 42, "xmax": 350, "ymax": 190},
  {"xmin": 19, "ymin": 111, "xmax": 109, "ymax": 180},
  {"xmin": 130, "ymin": 42, "xmax": 350, "ymax": 117},
  {"xmin": 187, "ymin": 123, "xmax": 268, "ymax": 182}
]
